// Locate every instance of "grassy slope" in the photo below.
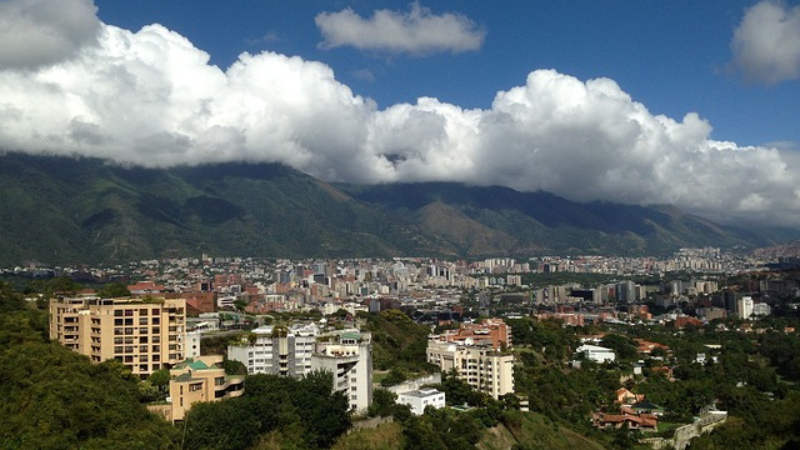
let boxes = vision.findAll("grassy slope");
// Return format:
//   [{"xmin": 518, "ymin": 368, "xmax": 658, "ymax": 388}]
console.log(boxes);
[
  {"xmin": 478, "ymin": 413, "xmax": 609, "ymax": 450},
  {"xmin": 329, "ymin": 413, "xmax": 609, "ymax": 450}
]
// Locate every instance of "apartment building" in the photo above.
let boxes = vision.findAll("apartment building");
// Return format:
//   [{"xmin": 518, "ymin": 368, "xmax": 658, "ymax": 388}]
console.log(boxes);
[
  {"xmin": 49, "ymin": 297, "xmax": 187, "ymax": 377},
  {"xmin": 148, "ymin": 355, "xmax": 244, "ymax": 422},
  {"xmin": 426, "ymin": 339, "xmax": 514, "ymax": 400},
  {"xmin": 227, "ymin": 323, "xmax": 319, "ymax": 376},
  {"xmin": 311, "ymin": 330, "xmax": 373, "ymax": 412},
  {"xmin": 227, "ymin": 325, "xmax": 373, "ymax": 412}
]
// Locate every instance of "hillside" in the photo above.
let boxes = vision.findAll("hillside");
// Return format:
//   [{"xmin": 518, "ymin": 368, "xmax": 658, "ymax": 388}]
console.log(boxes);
[
  {"xmin": 331, "ymin": 413, "xmax": 610, "ymax": 450},
  {"xmin": 1, "ymin": 152, "xmax": 798, "ymax": 266}
]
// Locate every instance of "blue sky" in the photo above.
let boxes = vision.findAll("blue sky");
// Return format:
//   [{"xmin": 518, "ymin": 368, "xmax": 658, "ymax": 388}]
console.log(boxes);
[
  {"xmin": 93, "ymin": 0, "xmax": 798, "ymax": 148},
  {"xmin": 2, "ymin": 0, "xmax": 800, "ymax": 226}
]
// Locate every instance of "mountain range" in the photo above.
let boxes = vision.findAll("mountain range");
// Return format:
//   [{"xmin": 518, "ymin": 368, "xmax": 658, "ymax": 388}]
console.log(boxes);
[{"xmin": 1, "ymin": 152, "xmax": 798, "ymax": 266}]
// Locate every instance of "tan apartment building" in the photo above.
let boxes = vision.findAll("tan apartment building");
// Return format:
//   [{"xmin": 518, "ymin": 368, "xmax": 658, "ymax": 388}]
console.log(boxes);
[
  {"xmin": 426, "ymin": 339, "xmax": 515, "ymax": 400},
  {"xmin": 49, "ymin": 297, "xmax": 188, "ymax": 377},
  {"xmin": 149, "ymin": 355, "xmax": 245, "ymax": 422}
]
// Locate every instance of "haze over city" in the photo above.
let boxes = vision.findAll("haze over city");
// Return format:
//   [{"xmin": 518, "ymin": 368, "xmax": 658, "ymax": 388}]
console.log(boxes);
[{"xmin": 1, "ymin": 0, "xmax": 800, "ymax": 225}]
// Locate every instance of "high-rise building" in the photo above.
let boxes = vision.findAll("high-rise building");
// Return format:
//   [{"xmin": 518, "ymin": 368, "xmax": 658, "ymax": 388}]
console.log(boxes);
[
  {"xmin": 737, "ymin": 296, "xmax": 754, "ymax": 319},
  {"xmin": 311, "ymin": 330, "xmax": 373, "ymax": 412},
  {"xmin": 49, "ymin": 297, "xmax": 187, "ymax": 377},
  {"xmin": 426, "ymin": 339, "xmax": 514, "ymax": 400},
  {"xmin": 227, "ymin": 323, "xmax": 319, "ymax": 376},
  {"xmin": 227, "ymin": 325, "xmax": 373, "ymax": 412}
]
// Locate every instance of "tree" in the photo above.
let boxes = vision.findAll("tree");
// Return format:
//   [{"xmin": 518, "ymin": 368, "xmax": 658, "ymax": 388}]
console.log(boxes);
[
  {"xmin": 381, "ymin": 367, "xmax": 407, "ymax": 387},
  {"xmin": 369, "ymin": 389, "xmax": 398, "ymax": 417},
  {"xmin": 97, "ymin": 282, "xmax": 131, "ymax": 298}
]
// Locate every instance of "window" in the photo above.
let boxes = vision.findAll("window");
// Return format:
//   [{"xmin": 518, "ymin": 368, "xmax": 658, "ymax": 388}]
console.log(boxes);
[
  {"xmin": 139, "ymin": 318, "xmax": 148, "ymax": 326},
  {"xmin": 139, "ymin": 336, "xmax": 148, "ymax": 344},
  {"xmin": 114, "ymin": 310, "xmax": 123, "ymax": 317},
  {"xmin": 152, "ymin": 345, "xmax": 160, "ymax": 353},
  {"xmin": 152, "ymin": 309, "xmax": 160, "ymax": 315}
]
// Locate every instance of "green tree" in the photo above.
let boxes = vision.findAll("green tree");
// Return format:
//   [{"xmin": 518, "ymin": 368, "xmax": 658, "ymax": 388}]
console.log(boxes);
[{"xmin": 97, "ymin": 282, "xmax": 131, "ymax": 298}]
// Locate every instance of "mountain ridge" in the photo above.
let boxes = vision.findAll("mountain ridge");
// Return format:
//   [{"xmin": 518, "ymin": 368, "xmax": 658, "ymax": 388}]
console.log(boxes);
[{"xmin": 1, "ymin": 152, "xmax": 798, "ymax": 266}]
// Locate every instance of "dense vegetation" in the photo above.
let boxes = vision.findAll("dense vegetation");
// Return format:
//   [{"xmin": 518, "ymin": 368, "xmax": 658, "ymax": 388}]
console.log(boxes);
[{"xmin": 0, "ymin": 282, "xmax": 178, "ymax": 450}]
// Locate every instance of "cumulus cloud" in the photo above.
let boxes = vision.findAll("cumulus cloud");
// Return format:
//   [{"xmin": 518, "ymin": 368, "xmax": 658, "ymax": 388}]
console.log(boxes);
[
  {"xmin": 731, "ymin": 0, "xmax": 800, "ymax": 84},
  {"xmin": 315, "ymin": 2, "xmax": 485, "ymax": 55},
  {"xmin": 1, "ymin": 5, "xmax": 800, "ymax": 226},
  {"xmin": 0, "ymin": 0, "xmax": 100, "ymax": 69}
]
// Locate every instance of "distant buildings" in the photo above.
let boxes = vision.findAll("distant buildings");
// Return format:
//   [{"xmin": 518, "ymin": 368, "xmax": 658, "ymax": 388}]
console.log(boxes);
[
  {"xmin": 49, "ymin": 296, "xmax": 187, "ymax": 377},
  {"xmin": 431, "ymin": 318, "xmax": 512, "ymax": 350}
]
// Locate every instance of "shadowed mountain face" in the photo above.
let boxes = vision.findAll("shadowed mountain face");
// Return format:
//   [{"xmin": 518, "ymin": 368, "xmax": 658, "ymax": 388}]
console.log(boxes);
[{"xmin": 0, "ymin": 152, "xmax": 797, "ymax": 265}]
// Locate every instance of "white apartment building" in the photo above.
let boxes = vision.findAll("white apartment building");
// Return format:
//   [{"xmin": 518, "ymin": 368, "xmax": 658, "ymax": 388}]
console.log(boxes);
[
  {"xmin": 227, "ymin": 323, "xmax": 318, "ymax": 376},
  {"xmin": 398, "ymin": 389, "xmax": 446, "ymax": 415},
  {"xmin": 312, "ymin": 330, "xmax": 373, "ymax": 412},
  {"xmin": 227, "ymin": 325, "xmax": 373, "ymax": 413},
  {"xmin": 426, "ymin": 340, "xmax": 514, "ymax": 400},
  {"xmin": 737, "ymin": 296, "xmax": 754, "ymax": 320}
]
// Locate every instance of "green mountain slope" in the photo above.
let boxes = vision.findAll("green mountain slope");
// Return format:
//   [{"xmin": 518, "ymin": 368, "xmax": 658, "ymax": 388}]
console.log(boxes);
[{"xmin": 1, "ymin": 152, "xmax": 798, "ymax": 265}]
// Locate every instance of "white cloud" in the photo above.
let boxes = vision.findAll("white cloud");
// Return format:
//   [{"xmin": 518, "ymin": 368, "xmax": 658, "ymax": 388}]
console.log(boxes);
[
  {"xmin": 315, "ymin": 2, "xmax": 485, "ymax": 55},
  {"xmin": 731, "ymin": 0, "xmax": 800, "ymax": 84},
  {"xmin": 0, "ymin": 0, "xmax": 100, "ymax": 69},
  {"xmin": 1, "ymin": 4, "xmax": 800, "ymax": 226}
]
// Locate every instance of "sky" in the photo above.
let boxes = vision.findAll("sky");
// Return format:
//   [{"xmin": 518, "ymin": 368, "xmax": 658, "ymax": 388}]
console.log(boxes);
[{"xmin": 1, "ymin": 0, "xmax": 800, "ymax": 227}]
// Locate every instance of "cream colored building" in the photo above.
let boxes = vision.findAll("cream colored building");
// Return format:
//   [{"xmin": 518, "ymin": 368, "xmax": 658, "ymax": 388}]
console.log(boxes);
[
  {"xmin": 426, "ymin": 339, "xmax": 514, "ymax": 400},
  {"xmin": 149, "ymin": 355, "xmax": 245, "ymax": 422},
  {"xmin": 49, "ymin": 297, "xmax": 188, "ymax": 377}
]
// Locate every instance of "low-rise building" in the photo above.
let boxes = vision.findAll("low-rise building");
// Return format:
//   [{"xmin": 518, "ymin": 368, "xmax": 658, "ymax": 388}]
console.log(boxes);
[
  {"xmin": 397, "ymin": 389, "xmax": 446, "ymax": 415},
  {"xmin": 575, "ymin": 344, "xmax": 616, "ymax": 363},
  {"xmin": 148, "ymin": 355, "xmax": 244, "ymax": 422}
]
